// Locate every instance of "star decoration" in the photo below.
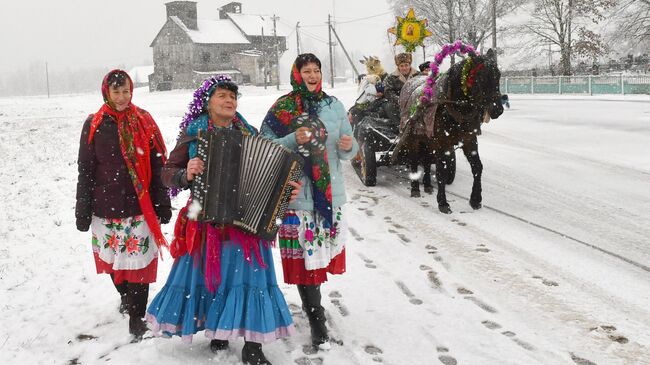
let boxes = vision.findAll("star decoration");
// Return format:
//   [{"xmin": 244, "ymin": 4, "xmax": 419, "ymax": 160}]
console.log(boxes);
[{"xmin": 388, "ymin": 8, "xmax": 433, "ymax": 53}]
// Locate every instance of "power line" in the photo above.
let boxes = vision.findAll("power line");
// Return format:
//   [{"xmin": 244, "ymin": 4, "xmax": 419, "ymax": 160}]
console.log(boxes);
[
  {"xmin": 283, "ymin": 10, "xmax": 394, "ymax": 28},
  {"xmin": 335, "ymin": 11, "xmax": 393, "ymax": 24}
]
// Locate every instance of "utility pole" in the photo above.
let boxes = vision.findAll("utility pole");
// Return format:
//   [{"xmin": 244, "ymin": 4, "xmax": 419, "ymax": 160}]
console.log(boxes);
[
  {"xmin": 492, "ymin": 0, "xmax": 497, "ymax": 63},
  {"xmin": 262, "ymin": 27, "xmax": 267, "ymax": 90},
  {"xmin": 272, "ymin": 14, "xmax": 280, "ymax": 90},
  {"xmin": 328, "ymin": 14, "xmax": 334, "ymax": 88},
  {"xmin": 567, "ymin": 0, "xmax": 573, "ymax": 75},
  {"xmin": 329, "ymin": 22, "xmax": 360, "ymax": 79},
  {"xmin": 296, "ymin": 22, "xmax": 301, "ymax": 55},
  {"xmin": 45, "ymin": 62, "xmax": 50, "ymax": 98},
  {"xmin": 447, "ymin": 0, "xmax": 455, "ymax": 65}
]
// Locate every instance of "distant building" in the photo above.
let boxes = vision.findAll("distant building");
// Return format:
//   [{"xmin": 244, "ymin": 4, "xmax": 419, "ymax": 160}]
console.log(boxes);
[
  {"xmin": 149, "ymin": 1, "xmax": 289, "ymax": 91},
  {"xmin": 128, "ymin": 66, "xmax": 154, "ymax": 88}
]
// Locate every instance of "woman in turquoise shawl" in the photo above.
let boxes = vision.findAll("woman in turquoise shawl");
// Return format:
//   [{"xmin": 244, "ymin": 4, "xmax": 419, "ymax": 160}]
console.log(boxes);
[{"xmin": 261, "ymin": 54, "xmax": 358, "ymax": 350}]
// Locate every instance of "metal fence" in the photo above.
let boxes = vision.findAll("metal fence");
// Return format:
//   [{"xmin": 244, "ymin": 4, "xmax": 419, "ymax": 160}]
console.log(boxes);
[{"xmin": 500, "ymin": 75, "xmax": 650, "ymax": 95}]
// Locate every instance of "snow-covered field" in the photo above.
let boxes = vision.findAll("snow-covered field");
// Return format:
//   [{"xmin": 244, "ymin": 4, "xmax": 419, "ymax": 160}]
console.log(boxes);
[{"xmin": 1, "ymin": 85, "xmax": 648, "ymax": 365}]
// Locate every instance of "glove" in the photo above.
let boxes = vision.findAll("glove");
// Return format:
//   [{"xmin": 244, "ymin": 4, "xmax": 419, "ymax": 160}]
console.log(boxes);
[
  {"xmin": 375, "ymin": 81, "xmax": 385, "ymax": 94},
  {"xmin": 76, "ymin": 217, "xmax": 91, "ymax": 232},
  {"xmin": 157, "ymin": 208, "xmax": 172, "ymax": 224}
]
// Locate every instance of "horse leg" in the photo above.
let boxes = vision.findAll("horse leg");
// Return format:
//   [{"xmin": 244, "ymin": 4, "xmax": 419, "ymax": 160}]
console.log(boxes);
[
  {"xmin": 408, "ymin": 138, "xmax": 421, "ymax": 197},
  {"xmin": 435, "ymin": 148, "xmax": 452, "ymax": 214},
  {"xmin": 409, "ymin": 160, "xmax": 420, "ymax": 197},
  {"xmin": 423, "ymin": 163, "xmax": 433, "ymax": 194},
  {"xmin": 462, "ymin": 136, "xmax": 483, "ymax": 209},
  {"xmin": 423, "ymin": 142, "xmax": 433, "ymax": 194}
]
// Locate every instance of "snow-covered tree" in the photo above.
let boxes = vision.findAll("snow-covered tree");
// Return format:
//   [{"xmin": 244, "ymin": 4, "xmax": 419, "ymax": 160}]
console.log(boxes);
[
  {"xmin": 611, "ymin": 0, "xmax": 650, "ymax": 47},
  {"xmin": 521, "ymin": 0, "xmax": 615, "ymax": 75}
]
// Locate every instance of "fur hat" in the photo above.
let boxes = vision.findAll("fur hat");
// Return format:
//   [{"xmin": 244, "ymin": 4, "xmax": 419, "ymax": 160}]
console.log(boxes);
[{"xmin": 395, "ymin": 52, "xmax": 412, "ymax": 66}]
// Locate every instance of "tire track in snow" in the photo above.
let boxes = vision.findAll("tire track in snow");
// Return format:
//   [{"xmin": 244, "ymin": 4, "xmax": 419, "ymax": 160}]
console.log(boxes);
[{"xmin": 380, "ymin": 167, "xmax": 650, "ymax": 273}]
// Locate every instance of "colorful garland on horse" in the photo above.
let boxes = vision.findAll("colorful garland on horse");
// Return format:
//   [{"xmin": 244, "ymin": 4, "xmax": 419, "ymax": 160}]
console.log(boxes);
[{"xmin": 421, "ymin": 40, "xmax": 478, "ymax": 105}]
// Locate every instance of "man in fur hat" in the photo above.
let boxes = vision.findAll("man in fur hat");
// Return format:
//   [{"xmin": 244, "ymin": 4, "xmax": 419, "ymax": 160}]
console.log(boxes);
[{"xmin": 383, "ymin": 52, "xmax": 420, "ymax": 125}]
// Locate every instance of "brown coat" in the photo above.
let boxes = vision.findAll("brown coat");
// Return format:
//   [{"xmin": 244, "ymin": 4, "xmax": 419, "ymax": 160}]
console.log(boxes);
[{"xmin": 75, "ymin": 113, "xmax": 171, "ymax": 231}]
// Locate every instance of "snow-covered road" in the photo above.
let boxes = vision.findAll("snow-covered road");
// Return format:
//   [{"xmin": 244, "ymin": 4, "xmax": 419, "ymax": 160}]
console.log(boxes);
[{"xmin": 0, "ymin": 87, "xmax": 648, "ymax": 365}]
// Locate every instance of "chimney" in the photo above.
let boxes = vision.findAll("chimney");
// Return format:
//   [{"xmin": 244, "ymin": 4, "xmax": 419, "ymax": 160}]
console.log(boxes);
[
  {"xmin": 165, "ymin": 1, "xmax": 198, "ymax": 30},
  {"xmin": 218, "ymin": 2, "xmax": 242, "ymax": 20}
]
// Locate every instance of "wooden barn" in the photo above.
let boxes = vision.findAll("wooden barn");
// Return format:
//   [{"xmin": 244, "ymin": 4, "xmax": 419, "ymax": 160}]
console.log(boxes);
[{"xmin": 149, "ymin": 1, "xmax": 289, "ymax": 91}]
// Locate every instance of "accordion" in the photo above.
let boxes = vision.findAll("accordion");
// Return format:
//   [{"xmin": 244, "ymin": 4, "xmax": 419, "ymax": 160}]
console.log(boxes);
[{"xmin": 191, "ymin": 129, "xmax": 303, "ymax": 240}]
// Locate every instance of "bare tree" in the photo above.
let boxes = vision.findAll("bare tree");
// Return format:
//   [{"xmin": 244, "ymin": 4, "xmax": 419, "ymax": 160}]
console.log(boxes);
[
  {"xmin": 612, "ymin": 0, "xmax": 650, "ymax": 47},
  {"xmin": 521, "ymin": 0, "xmax": 615, "ymax": 75}
]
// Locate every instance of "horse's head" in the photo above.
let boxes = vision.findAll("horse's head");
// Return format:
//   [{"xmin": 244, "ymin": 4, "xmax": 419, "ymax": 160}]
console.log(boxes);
[
  {"xmin": 449, "ymin": 49, "xmax": 503, "ymax": 121},
  {"xmin": 467, "ymin": 49, "xmax": 503, "ymax": 120},
  {"xmin": 360, "ymin": 56, "xmax": 385, "ymax": 77}
]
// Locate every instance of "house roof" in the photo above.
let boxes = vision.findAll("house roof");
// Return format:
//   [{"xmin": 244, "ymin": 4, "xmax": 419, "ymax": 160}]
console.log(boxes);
[
  {"xmin": 128, "ymin": 66, "xmax": 154, "ymax": 84},
  {"xmin": 226, "ymin": 13, "xmax": 291, "ymax": 37},
  {"xmin": 169, "ymin": 16, "xmax": 250, "ymax": 44}
]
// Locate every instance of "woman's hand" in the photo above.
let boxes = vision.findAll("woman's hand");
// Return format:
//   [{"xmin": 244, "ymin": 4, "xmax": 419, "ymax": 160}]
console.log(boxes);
[
  {"xmin": 186, "ymin": 157, "xmax": 204, "ymax": 181},
  {"xmin": 288, "ymin": 180, "xmax": 302, "ymax": 203},
  {"xmin": 295, "ymin": 126, "xmax": 312, "ymax": 144},
  {"xmin": 338, "ymin": 134, "xmax": 353, "ymax": 152}
]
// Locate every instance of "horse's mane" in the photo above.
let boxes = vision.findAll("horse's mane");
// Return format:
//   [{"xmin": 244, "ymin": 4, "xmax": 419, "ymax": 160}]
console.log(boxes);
[{"xmin": 444, "ymin": 53, "xmax": 495, "ymax": 116}]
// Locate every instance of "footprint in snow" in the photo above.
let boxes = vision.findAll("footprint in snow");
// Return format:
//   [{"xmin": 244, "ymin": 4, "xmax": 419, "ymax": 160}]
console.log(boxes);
[
  {"xmin": 436, "ymin": 347, "xmax": 457, "ymax": 365},
  {"xmin": 395, "ymin": 280, "xmax": 423, "ymax": 305}
]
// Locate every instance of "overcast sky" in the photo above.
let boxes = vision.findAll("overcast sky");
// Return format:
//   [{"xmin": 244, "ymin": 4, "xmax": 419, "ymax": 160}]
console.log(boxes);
[{"xmin": 0, "ymin": 0, "xmax": 400, "ymax": 74}]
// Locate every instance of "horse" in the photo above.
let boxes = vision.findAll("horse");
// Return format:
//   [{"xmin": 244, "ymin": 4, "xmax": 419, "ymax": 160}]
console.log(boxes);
[{"xmin": 396, "ymin": 48, "xmax": 504, "ymax": 213}]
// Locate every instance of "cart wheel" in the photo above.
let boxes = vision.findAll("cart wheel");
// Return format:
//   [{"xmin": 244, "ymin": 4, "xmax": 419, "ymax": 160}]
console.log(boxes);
[{"xmin": 360, "ymin": 141, "xmax": 377, "ymax": 186}]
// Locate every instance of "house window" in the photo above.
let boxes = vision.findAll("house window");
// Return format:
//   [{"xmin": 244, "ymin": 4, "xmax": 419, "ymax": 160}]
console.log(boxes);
[{"xmin": 201, "ymin": 52, "xmax": 211, "ymax": 63}]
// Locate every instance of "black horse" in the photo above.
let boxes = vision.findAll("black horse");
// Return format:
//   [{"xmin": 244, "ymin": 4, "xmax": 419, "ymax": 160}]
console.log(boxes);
[{"xmin": 397, "ymin": 48, "xmax": 504, "ymax": 213}]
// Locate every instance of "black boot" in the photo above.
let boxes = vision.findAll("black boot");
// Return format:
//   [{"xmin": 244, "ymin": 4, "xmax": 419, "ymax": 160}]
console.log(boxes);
[
  {"xmin": 126, "ymin": 282, "xmax": 149, "ymax": 340},
  {"xmin": 297, "ymin": 285, "xmax": 329, "ymax": 347},
  {"xmin": 129, "ymin": 317, "xmax": 148, "ymax": 341},
  {"xmin": 242, "ymin": 341, "xmax": 272, "ymax": 365},
  {"xmin": 210, "ymin": 339, "xmax": 229, "ymax": 353},
  {"xmin": 110, "ymin": 274, "xmax": 128, "ymax": 314}
]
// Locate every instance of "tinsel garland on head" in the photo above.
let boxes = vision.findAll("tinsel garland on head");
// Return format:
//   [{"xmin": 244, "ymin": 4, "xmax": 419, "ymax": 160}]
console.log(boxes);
[
  {"xmin": 169, "ymin": 74, "xmax": 245, "ymax": 198},
  {"xmin": 177, "ymin": 74, "xmax": 234, "ymax": 138}
]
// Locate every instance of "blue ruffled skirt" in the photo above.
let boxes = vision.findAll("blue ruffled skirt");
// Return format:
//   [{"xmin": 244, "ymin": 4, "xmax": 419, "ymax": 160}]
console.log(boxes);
[{"xmin": 146, "ymin": 241, "xmax": 295, "ymax": 343}]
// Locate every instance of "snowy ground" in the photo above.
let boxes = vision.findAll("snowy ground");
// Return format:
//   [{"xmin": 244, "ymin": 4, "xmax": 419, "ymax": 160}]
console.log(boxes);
[{"xmin": 0, "ymin": 85, "xmax": 649, "ymax": 365}]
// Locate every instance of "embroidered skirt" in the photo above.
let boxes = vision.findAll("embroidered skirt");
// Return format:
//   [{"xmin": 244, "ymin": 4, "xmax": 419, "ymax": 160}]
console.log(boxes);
[
  {"xmin": 90, "ymin": 215, "xmax": 158, "ymax": 284},
  {"xmin": 278, "ymin": 208, "xmax": 347, "ymax": 285},
  {"xmin": 145, "ymin": 240, "xmax": 295, "ymax": 344}
]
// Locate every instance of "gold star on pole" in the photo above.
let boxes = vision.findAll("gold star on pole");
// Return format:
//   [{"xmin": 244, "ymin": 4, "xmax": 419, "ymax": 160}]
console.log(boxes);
[{"xmin": 388, "ymin": 8, "xmax": 433, "ymax": 53}]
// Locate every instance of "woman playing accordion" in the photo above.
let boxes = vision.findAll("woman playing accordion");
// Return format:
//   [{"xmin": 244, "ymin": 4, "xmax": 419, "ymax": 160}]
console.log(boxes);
[{"xmin": 146, "ymin": 75, "xmax": 300, "ymax": 365}]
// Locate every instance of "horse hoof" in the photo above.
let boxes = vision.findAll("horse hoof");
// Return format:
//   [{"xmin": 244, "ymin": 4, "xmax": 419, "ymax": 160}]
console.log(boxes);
[
  {"xmin": 470, "ymin": 202, "xmax": 482, "ymax": 210},
  {"xmin": 424, "ymin": 186, "xmax": 434, "ymax": 194},
  {"xmin": 438, "ymin": 205, "xmax": 452, "ymax": 214},
  {"xmin": 410, "ymin": 190, "xmax": 421, "ymax": 198}
]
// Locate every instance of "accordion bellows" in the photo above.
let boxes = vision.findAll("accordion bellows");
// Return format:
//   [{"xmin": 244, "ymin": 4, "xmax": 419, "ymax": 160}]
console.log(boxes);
[{"xmin": 191, "ymin": 129, "xmax": 303, "ymax": 240}]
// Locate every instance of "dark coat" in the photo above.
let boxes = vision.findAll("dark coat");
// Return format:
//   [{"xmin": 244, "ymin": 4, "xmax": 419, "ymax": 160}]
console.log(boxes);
[
  {"xmin": 75, "ymin": 113, "xmax": 171, "ymax": 231},
  {"xmin": 161, "ymin": 131, "xmax": 194, "ymax": 190}
]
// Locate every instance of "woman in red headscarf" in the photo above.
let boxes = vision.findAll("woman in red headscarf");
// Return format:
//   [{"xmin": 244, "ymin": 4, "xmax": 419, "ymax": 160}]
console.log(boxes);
[{"xmin": 75, "ymin": 69, "xmax": 171, "ymax": 340}]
